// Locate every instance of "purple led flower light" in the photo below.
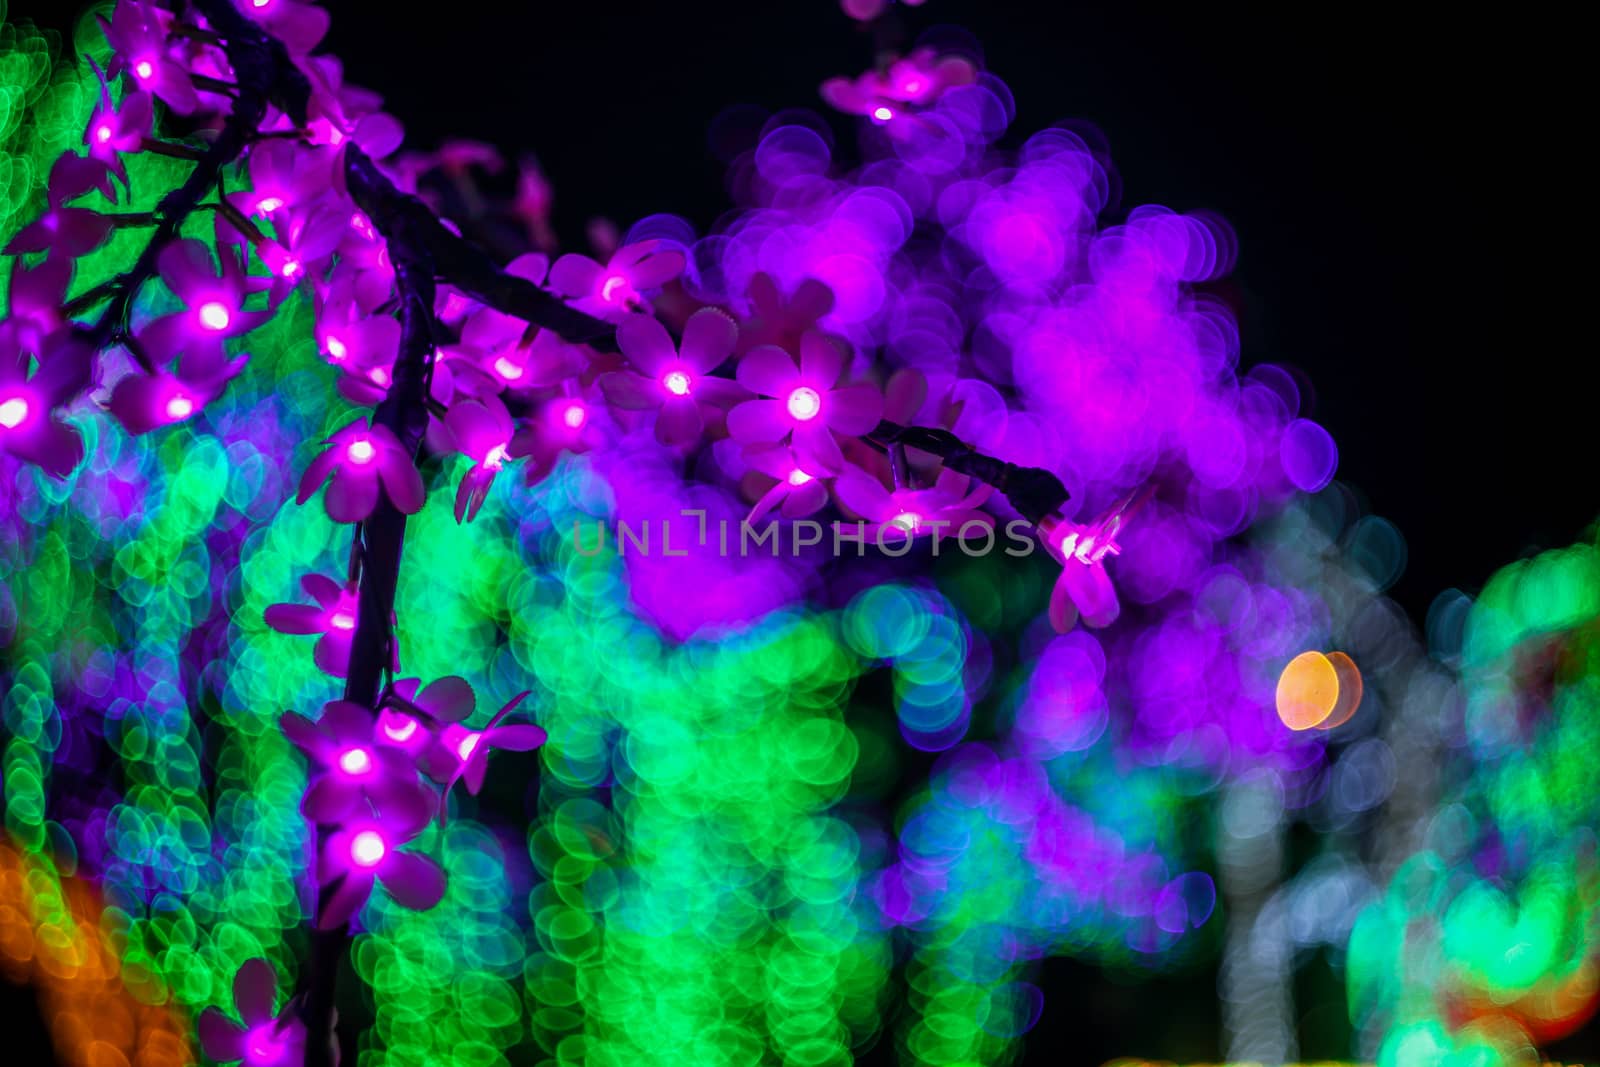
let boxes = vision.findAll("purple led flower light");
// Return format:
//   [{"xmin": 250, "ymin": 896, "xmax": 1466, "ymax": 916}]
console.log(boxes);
[
  {"xmin": 281, "ymin": 700, "xmax": 433, "ymax": 828},
  {"xmin": 3, "ymin": 153, "xmax": 118, "ymax": 259},
  {"xmin": 600, "ymin": 308, "xmax": 748, "ymax": 447},
  {"xmin": 98, "ymin": 0, "xmax": 200, "ymax": 115},
  {"xmin": 262, "ymin": 573, "xmax": 394, "ymax": 678},
  {"xmin": 197, "ymin": 958, "xmax": 308, "ymax": 1067},
  {"xmin": 296, "ymin": 420, "xmax": 425, "ymax": 523},
  {"xmin": 317, "ymin": 806, "xmax": 445, "ymax": 928},
  {"xmin": 0, "ymin": 328, "xmax": 92, "ymax": 478},
  {"xmin": 833, "ymin": 465, "xmax": 992, "ymax": 543},
  {"xmin": 548, "ymin": 239, "xmax": 686, "ymax": 319},
  {"xmin": 728, "ymin": 330, "xmax": 883, "ymax": 472}
]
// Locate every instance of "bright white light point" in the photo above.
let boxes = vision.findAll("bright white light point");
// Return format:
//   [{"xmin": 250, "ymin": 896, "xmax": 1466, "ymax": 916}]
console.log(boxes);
[
  {"xmin": 94, "ymin": 124, "xmax": 112, "ymax": 143},
  {"xmin": 889, "ymin": 511, "xmax": 920, "ymax": 532},
  {"xmin": 256, "ymin": 196, "xmax": 284, "ymax": 213},
  {"xmin": 600, "ymin": 275, "xmax": 627, "ymax": 302},
  {"xmin": 0, "ymin": 397, "xmax": 28, "ymax": 429},
  {"xmin": 483, "ymin": 443, "xmax": 509, "ymax": 471},
  {"xmin": 382, "ymin": 715, "xmax": 417, "ymax": 742},
  {"xmin": 369, "ymin": 368, "xmax": 390, "ymax": 386},
  {"xmin": 493, "ymin": 355, "xmax": 524, "ymax": 380},
  {"xmin": 134, "ymin": 60, "xmax": 154, "ymax": 80},
  {"xmin": 252, "ymin": 0, "xmax": 271, "ymax": 7},
  {"xmin": 787, "ymin": 469, "xmax": 812, "ymax": 486},
  {"xmin": 329, "ymin": 610, "xmax": 355, "ymax": 631},
  {"xmin": 786, "ymin": 386, "xmax": 821, "ymax": 421},
  {"xmin": 197, "ymin": 301, "xmax": 231, "ymax": 331},
  {"xmin": 347, "ymin": 439, "xmax": 376, "ymax": 464},
  {"xmin": 663, "ymin": 371, "xmax": 691, "ymax": 396},
  {"xmin": 872, "ymin": 106, "xmax": 894, "ymax": 122},
  {"xmin": 279, "ymin": 257, "xmax": 302, "ymax": 278},
  {"xmin": 350, "ymin": 830, "xmax": 386, "ymax": 867},
  {"xmin": 325, "ymin": 336, "xmax": 347, "ymax": 361},
  {"xmin": 562, "ymin": 403, "xmax": 586, "ymax": 429},
  {"xmin": 457, "ymin": 732, "xmax": 482, "ymax": 761},
  {"xmin": 164, "ymin": 395, "xmax": 193, "ymax": 420},
  {"xmin": 338, "ymin": 747, "xmax": 372, "ymax": 775}
]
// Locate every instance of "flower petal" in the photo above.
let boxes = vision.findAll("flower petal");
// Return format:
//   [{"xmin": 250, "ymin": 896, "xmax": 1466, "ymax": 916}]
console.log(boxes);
[
  {"xmin": 598, "ymin": 371, "xmax": 659, "ymax": 410},
  {"xmin": 325, "ymin": 468, "xmax": 381, "ymax": 524},
  {"xmin": 379, "ymin": 851, "xmax": 447, "ymax": 912},
  {"xmin": 197, "ymin": 1008, "xmax": 247, "ymax": 1063},
  {"xmin": 823, "ymin": 384, "xmax": 883, "ymax": 435},
  {"xmin": 488, "ymin": 724, "xmax": 547, "ymax": 751},
  {"xmin": 233, "ymin": 958, "xmax": 278, "ymax": 1028},
  {"xmin": 264, "ymin": 602, "xmax": 327, "ymax": 635},
  {"xmin": 417, "ymin": 676, "xmax": 475, "ymax": 723},
  {"xmin": 726, "ymin": 398, "xmax": 787, "ymax": 444},
  {"xmin": 799, "ymin": 331, "xmax": 846, "ymax": 386},
  {"xmin": 655, "ymin": 395, "xmax": 704, "ymax": 447},
  {"xmin": 378, "ymin": 454, "xmax": 425, "ymax": 514},
  {"xmin": 301, "ymin": 775, "xmax": 359, "ymax": 824},
  {"xmin": 615, "ymin": 314, "xmax": 676, "ymax": 376},
  {"xmin": 679, "ymin": 307, "xmax": 738, "ymax": 373}
]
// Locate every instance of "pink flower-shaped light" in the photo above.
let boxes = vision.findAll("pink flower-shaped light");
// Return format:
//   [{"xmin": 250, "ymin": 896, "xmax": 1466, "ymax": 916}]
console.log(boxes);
[
  {"xmin": 4, "ymin": 153, "xmax": 118, "ymax": 259},
  {"xmin": 740, "ymin": 444, "xmax": 831, "ymax": 523},
  {"xmin": 415, "ymin": 688, "xmax": 545, "ymax": 798},
  {"xmin": 727, "ymin": 331, "xmax": 883, "ymax": 472},
  {"xmin": 833, "ymin": 465, "xmax": 993, "ymax": 544},
  {"xmin": 136, "ymin": 236, "xmax": 269, "ymax": 381},
  {"xmin": 239, "ymin": 140, "xmax": 337, "ymax": 220},
  {"xmin": 737, "ymin": 272, "xmax": 837, "ymax": 355},
  {"xmin": 281, "ymin": 700, "xmax": 434, "ymax": 829},
  {"xmin": 0, "ymin": 328, "xmax": 92, "ymax": 478},
  {"xmin": 98, "ymin": 0, "xmax": 199, "ymax": 114},
  {"xmin": 376, "ymin": 675, "xmax": 476, "ymax": 759},
  {"xmin": 436, "ymin": 394, "xmax": 516, "ymax": 522},
  {"xmin": 599, "ymin": 309, "xmax": 747, "ymax": 447},
  {"xmin": 821, "ymin": 47, "xmax": 977, "ymax": 121},
  {"xmin": 317, "ymin": 805, "xmax": 445, "ymax": 929},
  {"xmin": 296, "ymin": 420, "xmax": 425, "ymax": 523},
  {"xmin": 258, "ymin": 200, "xmax": 350, "ymax": 305},
  {"xmin": 263, "ymin": 573, "xmax": 382, "ymax": 678},
  {"xmin": 106, "ymin": 359, "xmax": 244, "ymax": 437},
  {"xmin": 197, "ymin": 959, "xmax": 306, "ymax": 1067},
  {"xmin": 1037, "ymin": 489, "xmax": 1152, "ymax": 632},
  {"xmin": 83, "ymin": 74, "xmax": 152, "ymax": 176},
  {"xmin": 505, "ymin": 393, "xmax": 604, "ymax": 488},
  {"xmin": 548, "ymin": 240, "xmax": 686, "ymax": 319}
]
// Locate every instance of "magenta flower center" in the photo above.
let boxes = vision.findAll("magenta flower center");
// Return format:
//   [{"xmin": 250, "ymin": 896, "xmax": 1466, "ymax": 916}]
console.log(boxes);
[
  {"xmin": 889, "ymin": 511, "xmax": 920, "ymax": 533},
  {"xmin": 456, "ymin": 731, "xmax": 482, "ymax": 761},
  {"xmin": 256, "ymin": 195, "xmax": 285, "ymax": 214},
  {"xmin": 350, "ymin": 830, "xmax": 386, "ymax": 867},
  {"xmin": 198, "ymin": 302, "xmax": 232, "ymax": 331},
  {"xmin": 338, "ymin": 747, "xmax": 373, "ymax": 776},
  {"xmin": 561, "ymin": 402, "xmax": 586, "ymax": 429},
  {"xmin": 380, "ymin": 712, "xmax": 418, "ymax": 743},
  {"xmin": 278, "ymin": 257, "xmax": 302, "ymax": 278},
  {"xmin": 0, "ymin": 396, "xmax": 28, "ymax": 430},
  {"xmin": 787, "ymin": 468, "xmax": 813, "ymax": 487},
  {"xmin": 243, "ymin": 1024, "xmax": 284, "ymax": 1066},
  {"xmin": 133, "ymin": 59, "xmax": 154, "ymax": 80},
  {"xmin": 329, "ymin": 610, "xmax": 356, "ymax": 631},
  {"xmin": 165, "ymin": 395, "xmax": 194, "ymax": 420},
  {"xmin": 600, "ymin": 275, "xmax": 629, "ymax": 303},
  {"xmin": 493, "ymin": 355, "xmax": 524, "ymax": 381},
  {"xmin": 347, "ymin": 439, "xmax": 377, "ymax": 464},
  {"xmin": 369, "ymin": 367, "xmax": 390, "ymax": 387},
  {"xmin": 872, "ymin": 105, "xmax": 894, "ymax": 123},
  {"xmin": 94, "ymin": 123, "xmax": 113, "ymax": 144},
  {"xmin": 662, "ymin": 371, "xmax": 691, "ymax": 396},
  {"xmin": 786, "ymin": 387, "xmax": 822, "ymax": 421},
  {"xmin": 483, "ymin": 443, "xmax": 510, "ymax": 471}
]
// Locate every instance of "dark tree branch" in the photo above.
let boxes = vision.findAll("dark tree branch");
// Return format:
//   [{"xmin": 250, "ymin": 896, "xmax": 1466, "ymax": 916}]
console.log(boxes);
[
  {"xmin": 865, "ymin": 420, "xmax": 1070, "ymax": 525},
  {"xmin": 342, "ymin": 145, "xmax": 620, "ymax": 352}
]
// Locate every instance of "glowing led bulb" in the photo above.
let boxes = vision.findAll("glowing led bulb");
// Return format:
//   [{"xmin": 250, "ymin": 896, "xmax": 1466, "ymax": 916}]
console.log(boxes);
[
  {"xmin": 278, "ymin": 257, "xmax": 301, "ymax": 278},
  {"xmin": 483, "ymin": 443, "xmax": 510, "ymax": 471},
  {"xmin": 872, "ymin": 105, "xmax": 894, "ymax": 123},
  {"xmin": 493, "ymin": 355, "xmax": 524, "ymax": 381},
  {"xmin": 244, "ymin": 1025, "xmax": 283, "ymax": 1066},
  {"xmin": 329, "ymin": 610, "xmax": 355, "ymax": 631},
  {"xmin": 256, "ymin": 195, "xmax": 285, "ymax": 213},
  {"xmin": 197, "ymin": 301, "xmax": 231, "ymax": 331},
  {"xmin": 788, "ymin": 468, "xmax": 812, "ymax": 486},
  {"xmin": 94, "ymin": 123, "xmax": 113, "ymax": 144},
  {"xmin": 164, "ymin": 395, "xmax": 193, "ymax": 420},
  {"xmin": 561, "ymin": 402, "xmax": 586, "ymax": 429},
  {"xmin": 663, "ymin": 371, "xmax": 691, "ymax": 396},
  {"xmin": 347, "ymin": 439, "xmax": 376, "ymax": 464},
  {"xmin": 325, "ymin": 336, "xmax": 347, "ymax": 361},
  {"xmin": 786, "ymin": 386, "xmax": 822, "ymax": 421},
  {"xmin": 369, "ymin": 368, "xmax": 390, "ymax": 387},
  {"xmin": 600, "ymin": 275, "xmax": 628, "ymax": 302},
  {"xmin": 337, "ymin": 747, "xmax": 372, "ymax": 775},
  {"xmin": 381, "ymin": 713, "xmax": 418, "ymax": 743},
  {"xmin": 134, "ymin": 59, "xmax": 154, "ymax": 80},
  {"xmin": 350, "ymin": 830, "xmax": 386, "ymax": 867},
  {"xmin": 456, "ymin": 732, "xmax": 482, "ymax": 761},
  {"xmin": 889, "ymin": 511, "xmax": 920, "ymax": 533},
  {"xmin": 0, "ymin": 397, "xmax": 28, "ymax": 430}
]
